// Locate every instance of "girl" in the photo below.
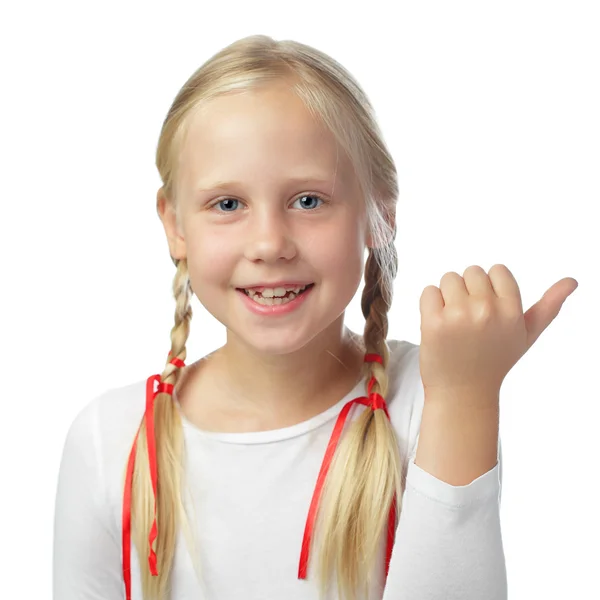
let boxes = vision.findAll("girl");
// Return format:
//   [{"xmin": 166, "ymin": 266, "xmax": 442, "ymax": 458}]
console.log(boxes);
[{"xmin": 53, "ymin": 34, "xmax": 577, "ymax": 600}]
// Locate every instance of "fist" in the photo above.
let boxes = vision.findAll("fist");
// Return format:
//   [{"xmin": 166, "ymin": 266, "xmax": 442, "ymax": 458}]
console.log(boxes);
[{"xmin": 418, "ymin": 264, "xmax": 578, "ymax": 399}]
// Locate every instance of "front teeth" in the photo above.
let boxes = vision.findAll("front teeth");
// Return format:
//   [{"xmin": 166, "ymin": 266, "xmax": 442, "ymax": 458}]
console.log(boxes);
[{"xmin": 244, "ymin": 285, "xmax": 308, "ymax": 305}]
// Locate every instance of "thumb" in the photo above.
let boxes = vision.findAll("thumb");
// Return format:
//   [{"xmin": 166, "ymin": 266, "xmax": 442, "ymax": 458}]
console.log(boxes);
[{"xmin": 524, "ymin": 278, "xmax": 578, "ymax": 349}]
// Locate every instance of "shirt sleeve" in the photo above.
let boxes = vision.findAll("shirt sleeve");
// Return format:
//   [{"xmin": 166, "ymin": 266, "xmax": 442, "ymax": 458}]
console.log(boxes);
[
  {"xmin": 382, "ymin": 347, "xmax": 507, "ymax": 600},
  {"xmin": 53, "ymin": 397, "xmax": 125, "ymax": 600}
]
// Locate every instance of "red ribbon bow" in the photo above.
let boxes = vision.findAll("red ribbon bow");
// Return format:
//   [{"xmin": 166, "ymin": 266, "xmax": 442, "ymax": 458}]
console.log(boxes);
[{"xmin": 122, "ymin": 352, "xmax": 395, "ymax": 600}]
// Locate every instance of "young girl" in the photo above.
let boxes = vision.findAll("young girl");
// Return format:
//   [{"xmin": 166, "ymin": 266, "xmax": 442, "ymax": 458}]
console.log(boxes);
[{"xmin": 52, "ymin": 34, "xmax": 514, "ymax": 600}]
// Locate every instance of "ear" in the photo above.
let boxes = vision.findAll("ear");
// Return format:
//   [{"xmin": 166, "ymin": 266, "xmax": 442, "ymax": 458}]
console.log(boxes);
[{"xmin": 156, "ymin": 188, "xmax": 187, "ymax": 260}]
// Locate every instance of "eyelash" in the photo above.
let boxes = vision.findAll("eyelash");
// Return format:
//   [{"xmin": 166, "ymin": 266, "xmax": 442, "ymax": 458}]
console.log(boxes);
[{"xmin": 209, "ymin": 192, "xmax": 328, "ymax": 214}]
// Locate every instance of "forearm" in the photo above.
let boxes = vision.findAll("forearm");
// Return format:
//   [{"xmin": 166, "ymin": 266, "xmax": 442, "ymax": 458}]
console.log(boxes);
[{"xmin": 414, "ymin": 389, "xmax": 500, "ymax": 486}]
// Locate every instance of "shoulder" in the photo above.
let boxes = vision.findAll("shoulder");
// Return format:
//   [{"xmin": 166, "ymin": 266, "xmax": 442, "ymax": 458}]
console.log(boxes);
[
  {"xmin": 60, "ymin": 377, "xmax": 149, "ymax": 503},
  {"xmin": 66, "ymin": 377, "xmax": 148, "ymax": 450},
  {"xmin": 385, "ymin": 339, "xmax": 421, "ymax": 399},
  {"xmin": 384, "ymin": 339, "xmax": 422, "ymax": 415},
  {"xmin": 54, "ymin": 379, "xmax": 150, "ymax": 595},
  {"xmin": 383, "ymin": 339, "xmax": 424, "ymax": 467}
]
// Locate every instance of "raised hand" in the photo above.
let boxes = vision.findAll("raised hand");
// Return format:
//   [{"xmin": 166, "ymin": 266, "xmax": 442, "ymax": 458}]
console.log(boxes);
[{"xmin": 418, "ymin": 264, "xmax": 578, "ymax": 404}]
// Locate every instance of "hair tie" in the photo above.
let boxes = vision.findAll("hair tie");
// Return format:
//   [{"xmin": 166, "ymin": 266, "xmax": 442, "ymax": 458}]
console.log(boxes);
[
  {"xmin": 122, "ymin": 352, "xmax": 185, "ymax": 600},
  {"xmin": 364, "ymin": 352, "xmax": 383, "ymax": 365},
  {"xmin": 368, "ymin": 383, "xmax": 387, "ymax": 412},
  {"xmin": 363, "ymin": 353, "xmax": 388, "ymax": 413},
  {"xmin": 167, "ymin": 350, "xmax": 185, "ymax": 370}
]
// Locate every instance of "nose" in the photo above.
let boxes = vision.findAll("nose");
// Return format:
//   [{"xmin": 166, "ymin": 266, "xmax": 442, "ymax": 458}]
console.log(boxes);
[{"xmin": 243, "ymin": 205, "xmax": 297, "ymax": 263}]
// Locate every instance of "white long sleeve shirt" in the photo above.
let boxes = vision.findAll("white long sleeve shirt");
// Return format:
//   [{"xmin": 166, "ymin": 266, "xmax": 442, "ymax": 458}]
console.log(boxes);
[{"xmin": 53, "ymin": 339, "xmax": 506, "ymax": 599}]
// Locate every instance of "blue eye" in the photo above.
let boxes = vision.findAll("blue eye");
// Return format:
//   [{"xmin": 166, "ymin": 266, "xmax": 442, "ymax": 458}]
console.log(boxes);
[
  {"xmin": 215, "ymin": 198, "xmax": 240, "ymax": 212},
  {"xmin": 212, "ymin": 193, "xmax": 326, "ymax": 213},
  {"xmin": 293, "ymin": 194, "xmax": 325, "ymax": 210}
]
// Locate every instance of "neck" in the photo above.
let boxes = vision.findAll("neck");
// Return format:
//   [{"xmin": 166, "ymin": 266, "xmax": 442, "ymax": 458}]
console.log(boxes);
[{"xmin": 210, "ymin": 323, "xmax": 366, "ymax": 421}]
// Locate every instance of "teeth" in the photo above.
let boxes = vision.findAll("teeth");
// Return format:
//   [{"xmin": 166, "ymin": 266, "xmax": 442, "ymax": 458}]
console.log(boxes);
[
  {"xmin": 245, "ymin": 285, "xmax": 308, "ymax": 298},
  {"xmin": 251, "ymin": 294, "xmax": 297, "ymax": 306},
  {"xmin": 243, "ymin": 284, "xmax": 310, "ymax": 305}
]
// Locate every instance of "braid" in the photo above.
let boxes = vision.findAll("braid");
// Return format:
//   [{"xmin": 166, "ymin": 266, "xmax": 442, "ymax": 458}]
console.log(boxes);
[
  {"xmin": 361, "ymin": 245, "xmax": 397, "ymax": 396},
  {"xmin": 314, "ymin": 243, "xmax": 404, "ymax": 600},
  {"xmin": 164, "ymin": 257, "xmax": 193, "ymax": 376},
  {"xmin": 133, "ymin": 258, "xmax": 194, "ymax": 600}
]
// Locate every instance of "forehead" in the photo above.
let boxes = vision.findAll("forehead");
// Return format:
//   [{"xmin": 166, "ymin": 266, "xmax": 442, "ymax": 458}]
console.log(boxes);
[{"xmin": 177, "ymin": 86, "xmax": 344, "ymax": 191}]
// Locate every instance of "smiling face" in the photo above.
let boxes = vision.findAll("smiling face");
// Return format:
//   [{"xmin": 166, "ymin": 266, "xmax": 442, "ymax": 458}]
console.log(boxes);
[{"xmin": 158, "ymin": 82, "xmax": 371, "ymax": 355}]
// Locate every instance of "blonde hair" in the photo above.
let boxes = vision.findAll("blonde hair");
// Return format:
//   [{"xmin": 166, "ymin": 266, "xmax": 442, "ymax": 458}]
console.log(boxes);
[{"xmin": 127, "ymin": 34, "xmax": 404, "ymax": 600}]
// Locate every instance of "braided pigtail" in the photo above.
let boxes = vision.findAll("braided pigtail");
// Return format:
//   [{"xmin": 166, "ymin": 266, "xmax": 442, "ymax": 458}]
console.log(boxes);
[
  {"xmin": 128, "ymin": 258, "xmax": 193, "ymax": 600},
  {"xmin": 313, "ymin": 244, "xmax": 404, "ymax": 600}
]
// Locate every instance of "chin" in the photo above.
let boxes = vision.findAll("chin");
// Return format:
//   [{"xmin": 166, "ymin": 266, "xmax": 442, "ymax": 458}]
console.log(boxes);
[
  {"xmin": 228, "ymin": 322, "xmax": 334, "ymax": 357},
  {"xmin": 239, "ymin": 331, "xmax": 316, "ymax": 356}
]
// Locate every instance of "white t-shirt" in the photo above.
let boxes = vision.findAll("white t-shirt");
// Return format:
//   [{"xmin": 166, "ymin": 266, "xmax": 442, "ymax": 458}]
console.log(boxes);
[{"xmin": 53, "ymin": 339, "xmax": 506, "ymax": 599}]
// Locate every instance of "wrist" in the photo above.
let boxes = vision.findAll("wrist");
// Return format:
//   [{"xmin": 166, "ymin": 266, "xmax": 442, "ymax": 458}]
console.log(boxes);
[
  {"xmin": 423, "ymin": 385, "xmax": 500, "ymax": 411},
  {"xmin": 415, "ymin": 389, "xmax": 500, "ymax": 486}
]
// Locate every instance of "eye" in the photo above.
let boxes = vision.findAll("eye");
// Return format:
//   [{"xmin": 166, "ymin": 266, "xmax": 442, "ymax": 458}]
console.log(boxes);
[
  {"xmin": 210, "ymin": 193, "xmax": 327, "ymax": 213},
  {"xmin": 213, "ymin": 198, "xmax": 241, "ymax": 212},
  {"xmin": 292, "ymin": 193, "xmax": 326, "ymax": 210}
]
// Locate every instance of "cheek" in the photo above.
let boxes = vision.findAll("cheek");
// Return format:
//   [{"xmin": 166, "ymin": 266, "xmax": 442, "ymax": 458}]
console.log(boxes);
[
  {"xmin": 308, "ymin": 225, "xmax": 365, "ymax": 285},
  {"xmin": 185, "ymin": 230, "xmax": 234, "ymax": 284}
]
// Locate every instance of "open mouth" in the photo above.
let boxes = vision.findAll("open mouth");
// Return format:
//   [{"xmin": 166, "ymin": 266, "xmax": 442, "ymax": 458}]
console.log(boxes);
[{"xmin": 237, "ymin": 283, "xmax": 315, "ymax": 305}]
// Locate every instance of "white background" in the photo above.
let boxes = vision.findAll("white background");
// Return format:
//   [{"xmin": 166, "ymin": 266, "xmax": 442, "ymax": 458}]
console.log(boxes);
[{"xmin": 1, "ymin": 0, "xmax": 598, "ymax": 597}]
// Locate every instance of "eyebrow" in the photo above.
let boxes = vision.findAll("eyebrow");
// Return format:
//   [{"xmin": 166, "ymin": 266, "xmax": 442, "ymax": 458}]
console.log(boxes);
[{"xmin": 195, "ymin": 176, "xmax": 334, "ymax": 194}]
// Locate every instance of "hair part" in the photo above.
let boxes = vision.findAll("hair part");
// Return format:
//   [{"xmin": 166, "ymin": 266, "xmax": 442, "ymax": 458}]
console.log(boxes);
[{"xmin": 127, "ymin": 34, "xmax": 404, "ymax": 600}]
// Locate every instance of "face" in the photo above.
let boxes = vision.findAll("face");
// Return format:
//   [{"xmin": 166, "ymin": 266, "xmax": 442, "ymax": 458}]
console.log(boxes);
[{"xmin": 158, "ymin": 83, "xmax": 370, "ymax": 355}]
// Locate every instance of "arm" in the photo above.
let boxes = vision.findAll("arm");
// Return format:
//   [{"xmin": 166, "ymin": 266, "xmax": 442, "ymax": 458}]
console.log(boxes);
[
  {"xmin": 53, "ymin": 400, "xmax": 124, "ymax": 599},
  {"xmin": 382, "ymin": 352, "xmax": 506, "ymax": 600},
  {"xmin": 415, "ymin": 389, "xmax": 500, "ymax": 486}
]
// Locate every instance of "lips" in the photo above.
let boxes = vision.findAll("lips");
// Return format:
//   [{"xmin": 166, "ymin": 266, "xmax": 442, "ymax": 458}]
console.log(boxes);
[
  {"xmin": 238, "ymin": 283, "xmax": 314, "ymax": 293},
  {"xmin": 236, "ymin": 280, "xmax": 315, "ymax": 314}
]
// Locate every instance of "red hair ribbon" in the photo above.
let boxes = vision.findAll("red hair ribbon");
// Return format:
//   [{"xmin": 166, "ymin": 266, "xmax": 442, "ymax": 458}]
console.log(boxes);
[
  {"xmin": 122, "ymin": 352, "xmax": 185, "ymax": 600},
  {"xmin": 298, "ymin": 352, "xmax": 398, "ymax": 584}
]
